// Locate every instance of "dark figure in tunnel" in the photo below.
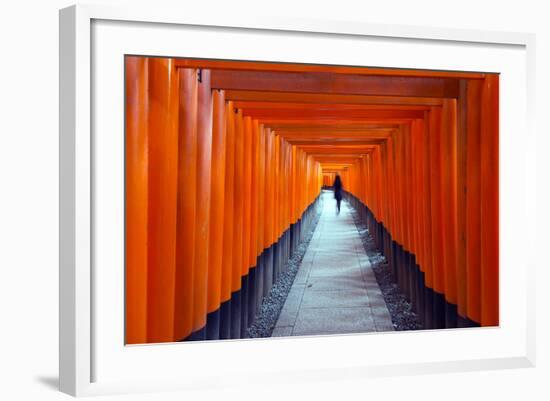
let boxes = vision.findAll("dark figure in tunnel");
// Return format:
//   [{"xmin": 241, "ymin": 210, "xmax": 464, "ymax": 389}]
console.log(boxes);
[{"xmin": 333, "ymin": 174, "xmax": 343, "ymax": 214}]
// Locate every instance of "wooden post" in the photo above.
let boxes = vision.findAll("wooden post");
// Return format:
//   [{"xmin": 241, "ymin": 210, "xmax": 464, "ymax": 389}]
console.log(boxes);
[
  {"xmin": 480, "ymin": 75, "xmax": 499, "ymax": 327},
  {"xmin": 146, "ymin": 58, "xmax": 179, "ymax": 343},
  {"xmin": 173, "ymin": 68, "xmax": 198, "ymax": 341},
  {"xmin": 206, "ymin": 89, "xmax": 227, "ymax": 339},
  {"xmin": 125, "ymin": 56, "xmax": 149, "ymax": 345},
  {"xmin": 192, "ymin": 69, "xmax": 213, "ymax": 338},
  {"xmin": 465, "ymin": 80, "xmax": 483, "ymax": 324},
  {"xmin": 220, "ymin": 101, "xmax": 236, "ymax": 339}
]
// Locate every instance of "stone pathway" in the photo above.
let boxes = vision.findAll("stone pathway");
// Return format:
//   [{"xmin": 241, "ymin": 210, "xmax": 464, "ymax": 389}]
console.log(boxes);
[{"xmin": 273, "ymin": 190, "xmax": 394, "ymax": 337}]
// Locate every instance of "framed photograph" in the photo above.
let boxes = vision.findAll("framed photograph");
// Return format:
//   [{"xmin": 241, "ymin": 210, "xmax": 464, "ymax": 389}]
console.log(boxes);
[{"xmin": 59, "ymin": 3, "xmax": 536, "ymax": 397}]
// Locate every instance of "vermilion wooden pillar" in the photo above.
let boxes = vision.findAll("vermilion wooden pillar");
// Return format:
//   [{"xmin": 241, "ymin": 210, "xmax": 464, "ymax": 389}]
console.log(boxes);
[
  {"xmin": 422, "ymin": 113, "xmax": 434, "ymax": 294},
  {"xmin": 206, "ymin": 89, "xmax": 227, "ymax": 339},
  {"xmin": 250, "ymin": 120, "xmax": 260, "ymax": 269},
  {"xmin": 267, "ymin": 129, "xmax": 275, "ymax": 247},
  {"xmin": 465, "ymin": 80, "xmax": 483, "ymax": 324},
  {"xmin": 242, "ymin": 117, "xmax": 253, "ymax": 275},
  {"xmin": 146, "ymin": 57, "xmax": 179, "ymax": 343},
  {"xmin": 231, "ymin": 108, "xmax": 244, "ymax": 338},
  {"xmin": 125, "ymin": 56, "xmax": 149, "ymax": 345},
  {"xmin": 257, "ymin": 125, "xmax": 266, "ymax": 256},
  {"xmin": 402, "ymin": 124, "xmax": 412, "ymax": 255},
  {"xmin": 173, "ymin": 68, "xmax": 198, "ymax": 341},
  {"xmin": 292, "ymin": 145, "xmax": 297, "ymax": 218},
  {"xmin": 412, "ymin": 119, "xmax": 425, "ymax": 278},
  {"xmin": 428, "ymin": 106, "xmax": 445, "ymax": 327},
  {"xmin": 386, "ymin": 136, "xmax": 397, "ymax": 250},
  {"xmin": 456, "ymin": 80, "xmax": 469, "ymax": 322},
  {"xmin": 248, "ymin": 119, "xmax": 260, "ymax": 322},
  {"xmin": 192, "ymin": 69, "xmax": 213, "ymax": 339},
  {"xmin": 480, "ymin": 75, "xmax": 499, "ymax": 327},
  {"xmin": 241, "ymin": 116, "xmax": 253, "ymax": 332},
  {"xmin": 441, "ymin": 99, "xmax": 458, "ymax": 326},
  {"xmin": 220, "ymin": 101, "xmax": 236, "ymax": 339},
  {"xmin": 274, "ymin": 135, "xmax": 280, "ymax": 245}
]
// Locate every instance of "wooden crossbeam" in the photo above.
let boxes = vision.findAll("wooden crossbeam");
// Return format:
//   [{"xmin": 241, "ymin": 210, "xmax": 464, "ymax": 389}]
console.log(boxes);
[
  {"xmin": 259, "ymin": 119, "xmax": 414, "ymax": 127},
  {"xmin": 235, "ymin": 102, "xmax": 430, "ymax": 111},
  {"xmin": 226, "ymin": 91, "xmax": 445, "ymax": 105},
  {"xmin": 242, "ymin": 109, "xmax": 425, "ymax": 120},
  {"xmin": 268, "ymin": 124, "xmax": 399, "ymax": 131},
  {"xmin": 290, "ymin": 140, "xmax": 385, "ymax": 146},
  {"xmin": 174, "ymin": 58, "xmax": 485, "ymax": 79},
  {"xmin": 212, "ymin": 70, "xmax": 459, "ymax": 98}
]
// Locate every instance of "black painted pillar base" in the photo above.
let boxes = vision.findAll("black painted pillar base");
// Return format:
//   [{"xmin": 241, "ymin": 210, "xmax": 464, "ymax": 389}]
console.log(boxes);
[
  {"xmin": 205, "ymin": 309, "xmax": 221, "ymax": 340},
  {"xmin": 289, "ymin": 223, "xmax": 295, "ymax": 257},
  {"xmin": 272, "ymin": 241, "xmax": 279, "ymax": 284},
  {"xmin": 445, "ymin": 302, "xmax": 458, "ymax": 329},
  {"xmin": 240, "ymin": 275, "xmax": 249, "ymax": 337},
  {"xmin": 424, "ymin": 287, "xmax": 434, "ymax": 329},
  {"xmin": 416, "ymin": 269, "xmax": 425, "ymax": 326},
  {"xmin": 433, "ymin": 291, "xmax": 446, "ymax": 329},
  {"xmin": 248, "ymin": 266, "xmax": 257, "ymax": 325},
  {"xmin": 187, "ymin": 326, "xmax": 206, "ymax": 341},
  {"xmin": 457, "ymin": 314, "xmax": 480, "ymax": 328},
  {"xmin": 255, "ymin": 254, "xmax": 264, "ymax": 312},
  {"xmin": 264, "ymin": 245, "xmax": 273, "ymax": 298},
  {"xmin": 230, "ymin": 290, "xmax": 241, "ymax": 339},
  {"xmin": 219, "ymin": 299, "xmax": 231, "ymax": 340},
  {"xmin": 391, "ymin": 240, "xmax": 398, "ymax": 283},
  {"xmin": 408, "ymin": 253, "xmax": 416, "ymax": 310}
]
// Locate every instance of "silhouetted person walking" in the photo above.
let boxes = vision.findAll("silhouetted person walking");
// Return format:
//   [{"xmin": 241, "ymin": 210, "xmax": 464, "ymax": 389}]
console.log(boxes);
[{"xmin": 333, "ymin": 175, "xmax": 343, "ymax": 214}]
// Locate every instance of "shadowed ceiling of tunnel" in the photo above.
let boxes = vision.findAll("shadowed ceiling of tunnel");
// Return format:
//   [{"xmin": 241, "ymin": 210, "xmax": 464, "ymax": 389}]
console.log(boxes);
[{"xmin": 176, "ymin": 59, "xmax": 480, "ymax": 176}]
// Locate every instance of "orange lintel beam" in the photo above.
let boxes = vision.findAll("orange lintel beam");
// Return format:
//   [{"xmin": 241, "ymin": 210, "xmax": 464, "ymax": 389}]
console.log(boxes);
[
  {"xmin": 260, "ymin": 120, "xmax": 414, "ymax": 128},
  {"xmin": 275, "ymin": 129, "xmax": 394, "ymax": 136},
  {"xmin": 264, "ymin": 123, "xmax": 400, "ymax": 130},
  {"xmin": 321, "ymin": 163, "xmax": 355, "ymax": 166},
  {"xmin": 313, "ymin": 152, "xmax": 372, "ymax": 157},
  {"xmin": 226, "ymin": 91, "xmax": 446, "ymax": 106},
  {"xmin": 317, "ymin": 162, "xmax": 363, "ymax": 166},
  {"xmin": 235, "ymin": 102, "xmax": 431, "ymax": 111},
  {"xmin": 300, "ymin": 144, "xmax": 375, "ymax": 153},
  {"xmin": 290, "ymin": 140, "xmax": 384, "ymax": 146},
  {"xmin": 282, "ymin": 139, "xmax": 388, "ymax": 145},
  {"xmin": 242, "ymin": 109, "xmax": 425, "ymax": 120},
  {"xmin": 175, "ymin": 58, "xmax": 485, "ymax": 79},
  {"xmin": 276, "ymin": 131, "xmax": 391, "ymax": 141},
  {"xmin": 211, "ymin": 70, "xmax": 459, "ymax": 98},
  {"xmin": 306, "ymin": 153, "xmax": 374, "ymax": 157},
  {"xmin": 321, "ymin": 166, "xmax": 354, "ymax": 170}
]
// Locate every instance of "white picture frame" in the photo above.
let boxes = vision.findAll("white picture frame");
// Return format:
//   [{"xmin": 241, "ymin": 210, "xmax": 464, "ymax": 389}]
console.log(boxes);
[{"xmin": 59, "ymin": 3, "xmax": 536, "ymax": 397}]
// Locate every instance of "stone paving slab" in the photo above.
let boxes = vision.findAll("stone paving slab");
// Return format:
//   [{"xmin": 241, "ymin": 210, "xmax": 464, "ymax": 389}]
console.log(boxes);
[
  {"xmin": 276, "ymin": 305, "xmax": 299, "ymax": 327},
  {"xmin": 308, "ymin": 266, "xmax": 363, "ymax": 279},
  {"xmin": 272, "ymin": 326, "xmax": 293, "ymax": 337},
  {"xmin": 273, "ymin": 190, "xmax": 394, "ymax": 337},
  {"xmin": 305, "ymin": 276, "xmax": 367, "ymax": 292},
  {"xmin": 292, "ymin": 307, "xmax": 377, "ymax": 336},
  {"xmin": 300, "ymin": 288, "xmax": 370, "ymax": 308}
]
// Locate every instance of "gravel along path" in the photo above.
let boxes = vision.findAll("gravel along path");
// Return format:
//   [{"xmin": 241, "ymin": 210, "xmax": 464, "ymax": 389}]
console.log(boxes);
[
  {"xmin": 349, "ymin": 205, "xmax": 423, "ymax": 331},
  {"xmin": 247, "ymin": 205, "xmax": 322, "ymax": 338}
]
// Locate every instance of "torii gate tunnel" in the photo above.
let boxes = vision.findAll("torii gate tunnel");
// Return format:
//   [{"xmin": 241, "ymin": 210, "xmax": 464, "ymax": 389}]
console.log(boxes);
[{"xmin": 125, "ymin": 56, "xmax": 498, "ymax": 344}]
